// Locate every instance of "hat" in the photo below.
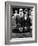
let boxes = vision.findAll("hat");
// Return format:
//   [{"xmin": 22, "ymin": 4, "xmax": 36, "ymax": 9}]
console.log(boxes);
[
  {"xmin": 24, "ymin": 8, "xmax": 28, "ymax": 13},
  {"xmin": 19, "ymin": 8, "xmax": 23, "ymax": 12}
]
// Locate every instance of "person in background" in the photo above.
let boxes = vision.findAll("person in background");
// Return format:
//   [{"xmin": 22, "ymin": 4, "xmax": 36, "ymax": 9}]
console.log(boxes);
[
  {"xmin": 12, "ymin": 10, "xmax": 18, "ymax": 29},
  {"xmin": 12, "ymin": 10, "xmax": 18, "ymax": 19},
  {"xmin": 24, "ymin": 8, "xmax": 28, "ymax": 20}
]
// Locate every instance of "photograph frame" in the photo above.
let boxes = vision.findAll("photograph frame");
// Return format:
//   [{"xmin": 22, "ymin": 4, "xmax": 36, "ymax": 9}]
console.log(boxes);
[{"xmin": 5, "ymin": 1, "xmax": 37, "ymax": 44}]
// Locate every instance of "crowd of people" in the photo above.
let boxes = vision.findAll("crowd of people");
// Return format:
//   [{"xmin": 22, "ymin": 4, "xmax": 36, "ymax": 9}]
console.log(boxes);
[{"xmin": 12, "ymin": 8, "xmax": 32, "ymax": 33}]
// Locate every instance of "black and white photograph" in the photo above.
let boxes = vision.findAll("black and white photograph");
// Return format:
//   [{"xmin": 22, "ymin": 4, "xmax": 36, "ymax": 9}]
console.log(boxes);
[
  {"xmin": 5, "ymin": 2, "xmax": 37, "ymax": 44},
  {"xmin": 11, "ymin": 6, "xmax": 32, "ymax": 38}
]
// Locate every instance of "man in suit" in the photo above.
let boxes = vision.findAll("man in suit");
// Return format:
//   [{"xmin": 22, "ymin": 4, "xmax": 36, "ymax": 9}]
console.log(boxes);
[{"xmin": 13, "ymin": 8, "xmax": 24, "ymax": 33}]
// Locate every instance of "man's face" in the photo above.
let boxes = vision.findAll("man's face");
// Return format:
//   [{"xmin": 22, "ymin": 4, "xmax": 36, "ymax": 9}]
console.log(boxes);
[
  {"xmin": 25, "ymin": 11, "xmax": 28, "ymax": 15},
  {"xmin": 19, "ymin": 10, "xmax": 23, "ymax": 17},
  {"xmin": 15, "ymin": 10, "xmax": 17, "ymax": 13}
]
